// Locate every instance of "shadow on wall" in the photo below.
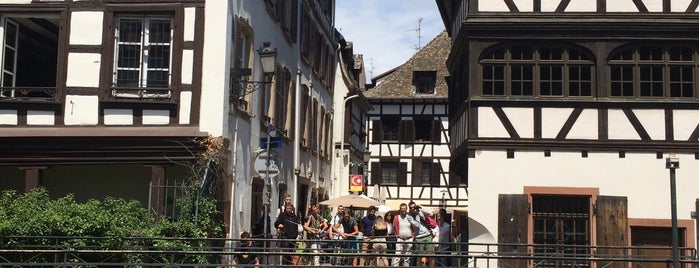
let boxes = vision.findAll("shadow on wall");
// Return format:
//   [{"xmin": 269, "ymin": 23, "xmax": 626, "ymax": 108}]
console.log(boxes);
[{"xmin": 469, "ymin": 217, "xmax": 495, "ymax": 242}]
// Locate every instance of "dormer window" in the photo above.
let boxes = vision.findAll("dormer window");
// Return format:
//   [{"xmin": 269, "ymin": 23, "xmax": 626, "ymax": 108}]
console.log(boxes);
[{"xmin": 413, "ymin": 70, "xmax": 436, "ymax": 94}]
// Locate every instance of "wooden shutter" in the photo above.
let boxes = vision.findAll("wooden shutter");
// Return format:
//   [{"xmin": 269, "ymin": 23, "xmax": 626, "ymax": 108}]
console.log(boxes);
[
  {"xmin": 498, "ymin": 194, "xmax": 529, "ymax": 268},
  {"xmin": 397, "ymin": 162, "xmax": 407, "ymax": 185},
  {"xmin": 430, "ymin": 162, "xmax": 441, "ymax": 186},
  {"xmin": 370, "ymin": 162, "xmax": 381, "ymax": 185},
  {"xmin": 432, "ymin": 120, "xmax": 442, "ymax": 143},
  {"xmin": 412, "ymin": 161, "xmax": 423, "ymax": 185},
  {"xmin": 344, "ymin": 108, "xmax": 352, "ymax": 143},
  {"xmin": 400, "ymin": 120, "xmax": 415, "ymax": 143},
  {"xmin": 595, "ymin": 195, "xmax": 628, "ymax": 268},
  {"xmin": 372, "ymin": 120, "xmax": 383, "ymax": 143}
]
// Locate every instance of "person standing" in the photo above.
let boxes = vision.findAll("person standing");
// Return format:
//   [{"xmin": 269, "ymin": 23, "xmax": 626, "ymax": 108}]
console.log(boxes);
[
  {"xmin": 334, "ymin": 210, "xmax": 360, "ymax": 265},
  {"xmin": 408, "ymin": 202, "xmax": 435, "ymax": 267},
  {"xmin": 392, "ymin": 203, "xmax": 414, "ymax": 267},
  {"xmin": 274, "ymin": 203, "xmax": 299, "ymax": 266},
  {"xmin": 328, "ymin": 205, "xmax": 345, "ymax": 240},
  {"xmin": 304, "ymin": 205, "xmax": 326, "ymax": 266},
  {"xmin": 384, "ymin": 211, "xmax": 396, "ymax": 266},
  {"xmin": 359, "ymin": 206, "xmax": 378, "ymax": 265},
  {"xmin": 435, "ymin": 208, "xmax": 452, "ymax": 267},
  {"xmin": 372, "ymin": 216, "xmax": 389, "ymax": 267}
]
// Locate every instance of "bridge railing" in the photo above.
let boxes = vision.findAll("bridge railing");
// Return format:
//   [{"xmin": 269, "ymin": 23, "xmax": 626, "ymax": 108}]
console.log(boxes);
[{"xmin": 0, "ymin": 236, "xmax": 697, "ymax": 267}]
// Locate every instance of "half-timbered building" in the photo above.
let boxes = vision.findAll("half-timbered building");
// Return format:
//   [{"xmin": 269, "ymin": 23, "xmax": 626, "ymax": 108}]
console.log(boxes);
[
  {"xmin": 0, "ymin": 0, "xmax": 340, "ymax": 241},
  {"xmin": 366, "ymin": 31, "xmax": 468, "ymax": 237},
  {"xmin": 437, "ymin": 0, "xmax": 699, "ymax": 266}
]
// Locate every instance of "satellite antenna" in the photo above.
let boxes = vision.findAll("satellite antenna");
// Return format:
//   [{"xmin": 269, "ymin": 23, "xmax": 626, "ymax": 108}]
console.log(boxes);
[{"xmin": 408, "ymin": 18, "xmax": 423, "ymax": 53}]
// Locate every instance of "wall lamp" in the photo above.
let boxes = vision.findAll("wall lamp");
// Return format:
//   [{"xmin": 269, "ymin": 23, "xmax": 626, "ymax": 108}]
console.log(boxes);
[{"xmin": 232, "ymin": 42, "xmax": 277, "ymax": 107}]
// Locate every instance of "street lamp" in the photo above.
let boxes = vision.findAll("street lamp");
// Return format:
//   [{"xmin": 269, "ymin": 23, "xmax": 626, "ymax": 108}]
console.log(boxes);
[
  {"xmin": 254, "ymin": 42, "xmax": 277, "ymax": 240},
  {"xmin": 666, "ymin": 153, "xmax": 680, "ymax": 268},
  {"xmin": 233, "ymin": 42, "xmax": 277, "ymax": 108}
]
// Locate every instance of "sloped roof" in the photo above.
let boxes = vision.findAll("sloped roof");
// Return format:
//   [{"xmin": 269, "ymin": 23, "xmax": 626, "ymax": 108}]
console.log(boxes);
[{"xmin": 365, "ymin": 30, "xmax": 451, "ymax": 99}]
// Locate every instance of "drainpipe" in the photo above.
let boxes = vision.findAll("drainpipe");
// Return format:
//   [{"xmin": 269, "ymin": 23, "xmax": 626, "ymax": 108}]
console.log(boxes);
[{"xmin": 293, "ymin": 69, "xmax": 302, "ymax": 208}]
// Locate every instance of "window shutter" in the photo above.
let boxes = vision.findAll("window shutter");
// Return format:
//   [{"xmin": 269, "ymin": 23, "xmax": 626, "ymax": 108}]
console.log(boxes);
[
  {"xmin": 370, "ymin": 162, "xmax": 381, "ymax": 185},
  {"xmin": 412, "ymin": 161, "xmax": 423, "ymax": 185},
  {"xmin": 430, "ymin": 162, "xmax": 441, "ymax": 186},
  {"xmin": 498, "ymin": 194, "xmax": 529, "ymax": 268},
  {"xmin": 596, "ymin": 195, "xmax": 628, "ymax": 268},
  {"xmin": 372, "ymin": 120, "xmax": 383, "ymax": 143},
  {"xmin": 344, "ymin": 110, "xmax": 352, "ymax": 143},
  {"xmin": 432, "ymin": 120, "xmax": 442, "ymax": 143},
  {"xmin": 406, "ymin": 121, "xmax": 415, "ymax": 142},
  {"xmin": 397, "ymin": 162, "xmax": 408, "ymax": 185},
  {"xmin": 400, "ymin": 121, "xmax": 415, "ymax": 143}
]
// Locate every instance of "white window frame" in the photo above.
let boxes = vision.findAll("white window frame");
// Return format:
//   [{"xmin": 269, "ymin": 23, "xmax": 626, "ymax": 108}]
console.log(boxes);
[{"xmin": 112, "ymin": 16, "xmax": 173, "ymax": 98}]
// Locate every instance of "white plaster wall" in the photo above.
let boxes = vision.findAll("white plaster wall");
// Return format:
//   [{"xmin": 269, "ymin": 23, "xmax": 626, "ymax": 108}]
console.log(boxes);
[
  {"xmin": 479, "ymin": 0, "xmax": 509, "ymax": 12},
  {"xmin": 607, "ymin": 0, "xmax": 641, "ymax": 12},
  {"xmin": 199, "ymin": 0, "xmax": 229, "ymax": 136},
  {"xmin": 469, "ymin": 150, "xmax": 699, "ymax": 245},
  {"xmin": 66, "ymin": 53, "xmax": 101, "ymax": 87},
  {"xmin": 542, "ymin": 108, "xmax": 572, "ymax": 139},
  {"xmin": 179, "ymin": 91, "xmax": 192, "ymax": 124},
  {"xmin": 512, "ymin": 0, "xmax": 533, "ymax": 12},
  {"xmin": 400, "ymin": 144, "xmax": 413, "ymax": 157},
  {"xmin": 181, "ymin": 49, "xmax": 194, "ymax": 85},
  {"xmin": 643, "ymin": 0, "xmax": 664, "ymax": 12},
  {"xmin": 0, "ymin": 110, "xmax": 17, "ymax": 125},
  {"xmin": 184, "ymin": 7, "xmax": 196, "ymax": 42},
  {"xmin": 27, "ymin": 110, "xmax": 55, "ymax": 125},
  {"xmin": 104, "ymin": 109, "xmax": 133, "ymax": 125},
  {"xmin": 382, "ymin": 105, "xmax": 400, "ymax": 114},
  {"xmin": 503, "ymin": 107, "xmax": 533, "ymax": 138},
  {"xmin": 388, "ymin": 144, "xmax": 399, "ymax": 156},
  {"xmin": 563, "ymin": 0, "xmax": 597, "ymax": 12},
  {"xmin": 567, "ymin": 109, "xmax": 597, "ymax": 139},
  {"xmin": 608, "ymin": 109, "xmax": 640, "ymax": 140},
  {"xmin": 478, "ymin": 107, "xmax": 509, "ymax": 138},
  {"xmin": 64, "ymin": 95, "xmax": 98, "ymax": 125},
  {"xmin": 142, "ymin": 110, "xmax": 169, "ymax": 125},
  {"xmin": 434, "ymin": 144, "xmax": 451, "ymax": 158},
  {"xmin": 672, "ymin": 0, "xmax": 694, "ymax": 12},
  {"xmin": 69, "ymin": 11, "xmax": 103, "ymax": 45},
  {"xmin": 673, "ymin": 110, "xmax": 699, "ymax": 140},
  {"xmin": 634, "ymin": 109, "xmax": 665, "ymax": 140},
  {"xmin": 0, "ymin": 0, "xmax": 32, "ymax": 3}
]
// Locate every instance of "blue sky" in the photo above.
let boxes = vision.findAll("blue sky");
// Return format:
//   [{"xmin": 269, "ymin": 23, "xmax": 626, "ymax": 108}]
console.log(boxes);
[{"xmin": 335, "ymin": 0, "xmax": 444, "ymax": 80}]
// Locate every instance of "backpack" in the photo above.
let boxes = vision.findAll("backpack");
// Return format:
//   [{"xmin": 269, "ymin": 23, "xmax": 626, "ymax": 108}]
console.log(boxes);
[{"xmin": 421, "ymin": 214, "xmax": 437, "ymax": 229}]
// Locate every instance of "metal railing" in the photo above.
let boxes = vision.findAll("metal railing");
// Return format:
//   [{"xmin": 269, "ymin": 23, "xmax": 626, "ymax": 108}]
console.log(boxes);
[{"xmin": 0, "ymin": 236, "xmax": 697, "ymax": 267}]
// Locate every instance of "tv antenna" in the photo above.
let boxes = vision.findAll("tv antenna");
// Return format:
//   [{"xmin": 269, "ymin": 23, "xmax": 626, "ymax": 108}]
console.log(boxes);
[{"xmin": 408, "ymin": 18, "xmax": 423, "ymax": 53}]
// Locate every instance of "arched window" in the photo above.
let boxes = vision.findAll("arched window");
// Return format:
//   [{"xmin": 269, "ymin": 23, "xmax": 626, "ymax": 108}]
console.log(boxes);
[
  {"xmin": 609, "ymin": 45, "xmax": 697, "ymax": 98},
  {"xmin": 480, "ymin": 44, "xmax": 595, "ymax": 97}
]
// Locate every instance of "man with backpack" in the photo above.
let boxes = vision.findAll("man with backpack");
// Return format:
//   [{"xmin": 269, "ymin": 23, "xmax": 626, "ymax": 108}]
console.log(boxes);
[{"xmin": 408, "ymin": 201, "xmax": 436, "ymax": 267}]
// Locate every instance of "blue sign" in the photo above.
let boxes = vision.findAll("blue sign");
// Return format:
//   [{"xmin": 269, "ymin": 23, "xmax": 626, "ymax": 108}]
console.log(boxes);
[{"xmin": 260, "ymin": 137, "xmax": 283, "ymax": 149}]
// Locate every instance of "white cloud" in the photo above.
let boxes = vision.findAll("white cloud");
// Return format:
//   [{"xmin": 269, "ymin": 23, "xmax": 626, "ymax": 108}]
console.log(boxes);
[{"xmin": 335, "ymin": 0, "xmax": 444, "ymax": 80}]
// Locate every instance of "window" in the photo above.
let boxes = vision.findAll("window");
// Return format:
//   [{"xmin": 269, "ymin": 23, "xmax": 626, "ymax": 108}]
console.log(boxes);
[
  {"xmin": 0, "ymin": 15, "xmax": 59, "ymax": 101},
  {"xmin": 112, "ymin": 16, "xmax": 172, "ymax": 98},
  {"xmin": 413, "ymin": 70, "xmax": 437, "ymax": 94},
  {"xmin": 414, "ymin": 119, "xmax": 432, "ymax": 142},
  {"xmin": 412, "ymin": 161, "xmax": 432, "ymax": 185},
  {"xmin": 610, "ymin": 45, "xmax": 697, "ymax": 98},
  {"xmin": 480, "ymin": 44, "xmax": 594, "ymax": 98},
  {"xmin": 532, "ymin": 195, "xmax": 590, "ymax": 267},
  {"xmin": 382, "ymin": 116, "xmax": 400, "ymax": 141},
  {"xmin": 380, "ymin": 162, "xmax": 398, "ymax": 184}
]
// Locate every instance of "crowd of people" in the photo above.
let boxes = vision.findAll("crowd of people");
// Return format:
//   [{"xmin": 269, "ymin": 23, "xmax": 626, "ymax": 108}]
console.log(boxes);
[{"xmin": 234, "ymin": 194, "xmax": 455, "ymax": 267}]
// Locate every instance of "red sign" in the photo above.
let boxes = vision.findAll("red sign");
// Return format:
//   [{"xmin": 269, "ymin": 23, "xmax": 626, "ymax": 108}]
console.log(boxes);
[{"xmin": 349, "ymin": 174, "xmax": 363, "ymax": 192}]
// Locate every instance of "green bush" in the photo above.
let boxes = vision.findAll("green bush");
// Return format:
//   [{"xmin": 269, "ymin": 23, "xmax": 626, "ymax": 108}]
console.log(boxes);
[{"xmin": 0, "ymin": 186, "xmax": 224, "ymax": 264}]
